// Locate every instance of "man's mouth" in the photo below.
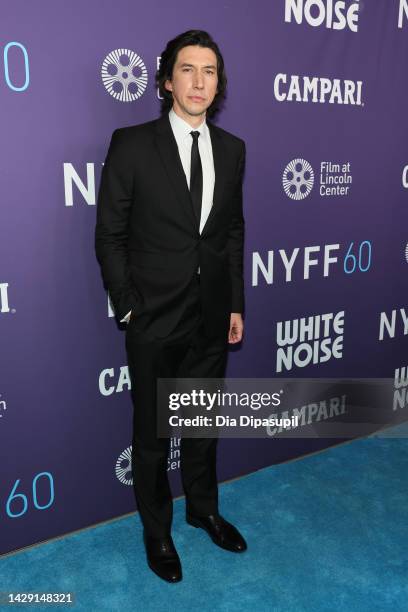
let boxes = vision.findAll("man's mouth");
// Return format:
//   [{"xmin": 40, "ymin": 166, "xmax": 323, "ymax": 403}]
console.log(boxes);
[{"xmin": 189, "ymin": 96, "xmax": 205, "ymax": 102}]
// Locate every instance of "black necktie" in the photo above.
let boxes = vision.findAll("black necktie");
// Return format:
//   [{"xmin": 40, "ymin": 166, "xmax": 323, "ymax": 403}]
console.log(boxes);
[{"xmin": 189, "ymin": 130, "xmax": 203, "ymax": 227}]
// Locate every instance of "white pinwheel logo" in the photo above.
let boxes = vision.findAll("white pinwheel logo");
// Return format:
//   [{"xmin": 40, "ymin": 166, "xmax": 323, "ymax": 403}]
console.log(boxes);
[
  {"xmin": 283, "ymin": 158, "xmax": 315, "ymax": 200},
  {"xmin": 115, "ymin": 446, "xmax": 133, "ymax": 485},
  {"xmin": 101, "ymin": 49, "xmax": 148, "ymax": 102}
]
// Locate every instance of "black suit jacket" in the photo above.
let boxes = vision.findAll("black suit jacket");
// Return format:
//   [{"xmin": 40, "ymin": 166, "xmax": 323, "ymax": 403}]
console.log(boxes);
[{"xmin": 95, "ymin": 113, "xmax": 245, "ymax": 338}]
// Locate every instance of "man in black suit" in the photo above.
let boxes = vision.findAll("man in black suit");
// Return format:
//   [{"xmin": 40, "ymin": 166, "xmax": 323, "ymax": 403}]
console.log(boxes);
[{"xmin": 95, "ymin": 30, "xmax": 246, "ymax": 583}]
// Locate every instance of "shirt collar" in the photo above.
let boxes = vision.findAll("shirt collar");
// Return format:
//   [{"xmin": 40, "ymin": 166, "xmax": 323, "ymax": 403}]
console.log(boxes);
[{"xmin": 169, "ymin": 108, "xmax": 207, "ymax": 144}]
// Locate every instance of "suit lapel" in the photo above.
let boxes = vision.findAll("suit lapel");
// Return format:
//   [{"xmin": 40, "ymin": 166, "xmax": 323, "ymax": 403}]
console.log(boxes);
[
  {"xmin": 201, "ymin": 120, "xmax": 227, "ymax": 237},
  {"xmin": 154, "ymin": 114, "xmax": 198, "ymax": 231}
]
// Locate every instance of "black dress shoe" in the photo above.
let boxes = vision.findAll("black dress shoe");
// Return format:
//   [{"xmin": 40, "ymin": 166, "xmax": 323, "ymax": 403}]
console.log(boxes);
[
  {"xmin": 186, "ymin": 513, "xmax": 247, "ymax": 552},
  {"xmin": 143, "ymin": 531, "xmax": 182, "ymax": 583}
]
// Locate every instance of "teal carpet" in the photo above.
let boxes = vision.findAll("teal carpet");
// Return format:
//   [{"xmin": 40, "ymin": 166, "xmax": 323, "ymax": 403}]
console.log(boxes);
[{"xmin": 1, "ymin": 433, "xmax": 407, "ymax": 612}]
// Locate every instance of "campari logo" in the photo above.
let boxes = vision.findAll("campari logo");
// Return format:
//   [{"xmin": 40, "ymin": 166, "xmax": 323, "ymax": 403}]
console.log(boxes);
[{"xmin": 274, "ymin": 74, "xmax": 363, "ymax": 106}]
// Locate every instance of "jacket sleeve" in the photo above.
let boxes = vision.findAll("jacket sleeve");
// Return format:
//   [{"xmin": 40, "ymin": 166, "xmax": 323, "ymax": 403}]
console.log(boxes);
[
  {"xmin": 228, "ymin": 140, "xmax": 246, "ymax": 314},
  {"xmin": 95, "ymin": 129, "xmax": 140, "ymax": 322}
]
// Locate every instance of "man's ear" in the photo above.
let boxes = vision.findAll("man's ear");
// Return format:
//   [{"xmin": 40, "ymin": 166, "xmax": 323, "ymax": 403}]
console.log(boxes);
[{"xmin": 164, "ymin": 79, "xmax": 172, "ymax": 92}]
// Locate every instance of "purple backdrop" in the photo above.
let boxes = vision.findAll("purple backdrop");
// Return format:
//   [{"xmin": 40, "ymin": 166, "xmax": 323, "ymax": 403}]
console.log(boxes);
[{"xmin": 1, "ymin": 0, "xmax": 407, "ymax": 555}]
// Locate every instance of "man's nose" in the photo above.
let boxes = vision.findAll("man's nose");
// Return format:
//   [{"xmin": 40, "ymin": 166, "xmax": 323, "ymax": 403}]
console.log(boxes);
[{"xmin": 193, "ymin": 71, "xmax": 204, "ymax": 88}]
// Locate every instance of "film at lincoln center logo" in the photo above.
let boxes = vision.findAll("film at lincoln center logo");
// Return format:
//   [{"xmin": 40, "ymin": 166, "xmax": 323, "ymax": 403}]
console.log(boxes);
[
  {"xmin": 115, "ymin": 446, "xmax": 133, "ymax": 485},
  {"xmin": 283, "ymin": 158, "xmax": 315, "ymax": 200},
  {"xmin": 101, "ymin": 49, "xmax": 148, "ymax": 102}
]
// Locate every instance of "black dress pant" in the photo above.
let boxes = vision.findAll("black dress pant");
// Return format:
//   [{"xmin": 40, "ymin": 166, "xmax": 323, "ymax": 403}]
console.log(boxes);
[{"xmin": 125, "ymin": 274, "xmax": 228, "ymax": 538}]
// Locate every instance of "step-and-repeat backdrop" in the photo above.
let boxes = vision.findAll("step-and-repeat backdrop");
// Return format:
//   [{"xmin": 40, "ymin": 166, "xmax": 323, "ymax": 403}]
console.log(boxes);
[{"xmin": 1, "ymin": 1, "xmax": 407, "ymax": 555}]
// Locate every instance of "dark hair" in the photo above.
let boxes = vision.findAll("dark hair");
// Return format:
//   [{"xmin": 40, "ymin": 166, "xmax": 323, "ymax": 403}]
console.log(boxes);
[{"xmin": 156, "ymin": 30, "xmax": 227, "ymax": 119}]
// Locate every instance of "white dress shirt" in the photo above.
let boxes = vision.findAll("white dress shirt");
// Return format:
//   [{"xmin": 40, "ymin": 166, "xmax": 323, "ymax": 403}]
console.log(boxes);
[
  {"xmin": 121, "ymin": 108, "xmax": 215, "ymax": 323},
  {"xmin": 168, "ymin": 107, "xmax": 215, "ymax": 234}
]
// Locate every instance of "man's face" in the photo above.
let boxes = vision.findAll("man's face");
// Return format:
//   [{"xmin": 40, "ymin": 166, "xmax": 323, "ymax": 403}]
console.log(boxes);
[{"xmin": 164, "ymin": 45, "xmax": 219, "ymax": 122}]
